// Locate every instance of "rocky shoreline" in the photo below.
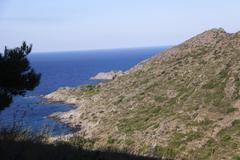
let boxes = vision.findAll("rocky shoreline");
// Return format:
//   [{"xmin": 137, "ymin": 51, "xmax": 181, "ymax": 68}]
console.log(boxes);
[
  {"xmin": 45, "ymin": 70, "xmax": 126, "ymax": 135},
  {"xmin": 90, "ymin": 70, "xmax": 124, "ymax": 80},
  {"xmin": 44, "ymin": 84, "xmax": 109, "ymax": 138},
  {"xmin": 44, "ymin": 87, "xmax": 82, "ymax": 129}
]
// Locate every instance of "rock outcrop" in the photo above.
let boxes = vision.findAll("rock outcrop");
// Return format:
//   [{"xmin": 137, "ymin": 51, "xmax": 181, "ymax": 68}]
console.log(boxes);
[{"xmin": 90, "ymin": 71, "xmax": 124, "ymax": 80}]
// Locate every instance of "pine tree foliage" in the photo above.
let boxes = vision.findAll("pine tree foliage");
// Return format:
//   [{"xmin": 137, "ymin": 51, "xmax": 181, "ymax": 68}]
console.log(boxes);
[{"xmin": 0, "ymin": 42, "xmax": 41, "ymax": 110}]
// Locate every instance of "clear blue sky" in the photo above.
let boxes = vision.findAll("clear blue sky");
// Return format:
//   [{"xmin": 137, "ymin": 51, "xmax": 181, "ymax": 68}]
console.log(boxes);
[{"xmin": 0, "ymin": 0, "xmax": 239, "ymax": 52}]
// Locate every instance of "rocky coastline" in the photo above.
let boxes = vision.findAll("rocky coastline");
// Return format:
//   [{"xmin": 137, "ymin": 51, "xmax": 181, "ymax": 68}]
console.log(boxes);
[{"xmin": 44, "ymin": 29, "xmax": 240, "ymax": 159}]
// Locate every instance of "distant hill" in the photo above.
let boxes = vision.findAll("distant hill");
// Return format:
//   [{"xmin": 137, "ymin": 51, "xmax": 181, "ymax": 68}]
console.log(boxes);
[{"xmin": 46, "ymin": 28, "xmax": 240, "ymax": 159}]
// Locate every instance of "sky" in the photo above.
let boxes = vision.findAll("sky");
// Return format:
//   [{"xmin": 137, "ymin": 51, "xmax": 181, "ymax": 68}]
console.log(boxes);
[{"xmin": 0, "ymin": 0, "xmax": 240, "ymax": 52}]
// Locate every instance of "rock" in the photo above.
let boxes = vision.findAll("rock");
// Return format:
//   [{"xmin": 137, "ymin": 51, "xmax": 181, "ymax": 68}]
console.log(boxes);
[
  {"xmin": 90, "ymin": 70, "xmax": 124, "ymax": 80},
  {"xmin": 167, "ymin": 90, "xmax": 177, "ymax": 98}
]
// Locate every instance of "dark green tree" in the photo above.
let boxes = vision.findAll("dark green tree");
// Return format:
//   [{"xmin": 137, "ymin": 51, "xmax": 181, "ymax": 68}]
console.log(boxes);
[{"xmin": 0, "ymin": 42, "xmax": 41, "ymax": 110}]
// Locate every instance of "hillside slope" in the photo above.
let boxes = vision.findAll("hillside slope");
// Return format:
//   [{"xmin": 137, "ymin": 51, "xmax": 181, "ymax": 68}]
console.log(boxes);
[{"xmin": 46, "ymin": 28, "xmax": 240, "ymax": 159}]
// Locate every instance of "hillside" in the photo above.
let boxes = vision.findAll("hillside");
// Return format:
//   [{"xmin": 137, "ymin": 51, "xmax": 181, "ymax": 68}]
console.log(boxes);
[{"xmin": 45, "ymin": 28, "xmax": 240, "ymax": 159}]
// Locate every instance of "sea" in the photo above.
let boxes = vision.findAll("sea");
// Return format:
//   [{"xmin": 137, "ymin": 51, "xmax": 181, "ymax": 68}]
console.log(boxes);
[{"xmin": 0, "ymin": 47, "xmax": 168, "ymax": 136}]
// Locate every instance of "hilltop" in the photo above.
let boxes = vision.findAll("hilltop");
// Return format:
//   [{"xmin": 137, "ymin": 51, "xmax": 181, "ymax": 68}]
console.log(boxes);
[{"xmin": 45, "ymin": 28, "xmax": 240, "ymax": 159}]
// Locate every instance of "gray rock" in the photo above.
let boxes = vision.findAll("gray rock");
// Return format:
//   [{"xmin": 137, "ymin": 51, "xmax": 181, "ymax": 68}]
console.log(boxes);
[{"xmin": 90, "ymin": 70, "xmax": 124, "ymax": 80}]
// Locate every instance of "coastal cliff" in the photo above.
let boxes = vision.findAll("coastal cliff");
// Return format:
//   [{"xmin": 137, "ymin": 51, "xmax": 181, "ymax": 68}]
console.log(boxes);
[{"xmin": 45, "ymin": 29, "xmax": 240, "ymax": 159}]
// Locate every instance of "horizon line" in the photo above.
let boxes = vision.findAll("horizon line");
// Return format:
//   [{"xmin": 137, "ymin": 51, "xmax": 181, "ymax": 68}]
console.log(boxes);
[{"xmin": 32, "ymin": 45, "xmax": 173, "ymax": 54}]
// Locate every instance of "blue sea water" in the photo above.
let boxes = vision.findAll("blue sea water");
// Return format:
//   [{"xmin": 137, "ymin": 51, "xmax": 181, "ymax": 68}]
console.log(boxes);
[{"xmin": 0, "ymin": 47, "xmax": 167, "ymax": 135}]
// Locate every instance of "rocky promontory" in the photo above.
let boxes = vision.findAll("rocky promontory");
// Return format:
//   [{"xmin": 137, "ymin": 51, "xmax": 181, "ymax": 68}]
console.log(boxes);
[
  {"xmin": 90, "ymin": 70, "xmax": 124, "ymax": 80},
  {"xmin": 45, "ymin": 28, "xmax": 240, "ymax": 159}
]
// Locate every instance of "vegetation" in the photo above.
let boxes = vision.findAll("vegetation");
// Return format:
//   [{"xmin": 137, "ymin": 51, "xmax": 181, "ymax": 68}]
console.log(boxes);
[
  {"xmin": 72, "ymin": 84, "xmax": 101, "ymax": 96},
  {"xmin": 0, "ymin": 42, "xmax": 41, "ymax": 110},
  {"xmin": 0, "ymin": 127, "xmax": 165, "ymax": 160}
]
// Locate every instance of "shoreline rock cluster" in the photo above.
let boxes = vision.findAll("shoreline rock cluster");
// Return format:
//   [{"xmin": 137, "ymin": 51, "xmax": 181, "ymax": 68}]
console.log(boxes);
[{"xmin": 90, "ymin": 70, "xmax": 124, "ymax": 80}]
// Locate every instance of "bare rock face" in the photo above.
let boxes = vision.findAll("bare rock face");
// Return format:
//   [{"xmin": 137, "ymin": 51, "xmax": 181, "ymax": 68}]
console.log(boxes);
[
  {"xmin": 90, "ymin": 71, "xmax": 124, "ymax": 80},
  {"xmin": 45, "ymin": 28, "xmax": 240, "ymax": 159}
]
